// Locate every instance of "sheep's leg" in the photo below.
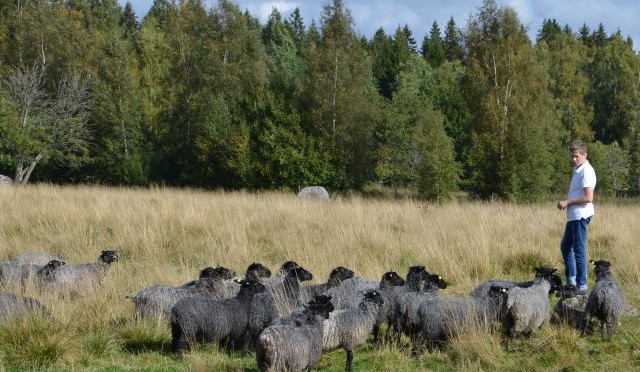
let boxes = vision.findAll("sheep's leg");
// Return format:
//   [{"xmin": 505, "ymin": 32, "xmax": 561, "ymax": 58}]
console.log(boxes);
[
  {"xmin": 372, "ymin": 324, "xmax": 380, "ymax": 343},
  {"xmin": 346, "ymin": 349, "xmax": 354, "ymax": 372},
  {"xmin": 242, "ymin": 333, "xmax": 253, "ymax": 357}
]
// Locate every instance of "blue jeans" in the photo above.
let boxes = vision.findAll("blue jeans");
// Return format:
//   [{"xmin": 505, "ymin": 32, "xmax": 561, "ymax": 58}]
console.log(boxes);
[{"xmin": 560, "ymin": 216, "xmax": 592, "ymax": 289}]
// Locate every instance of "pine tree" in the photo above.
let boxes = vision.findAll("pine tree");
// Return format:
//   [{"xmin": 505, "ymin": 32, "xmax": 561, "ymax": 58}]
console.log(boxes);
[
  {"xmin": 422, "ymin": 21, "xmax": 445, "ymax": 68},
  {"xmin": 444, "ymin": 17, "xmax": 464, "ymax": 61}
]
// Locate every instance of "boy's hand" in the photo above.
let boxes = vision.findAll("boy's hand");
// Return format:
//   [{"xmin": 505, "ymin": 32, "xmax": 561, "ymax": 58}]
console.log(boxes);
[{"xmin": 557, "ymin": 200, "xmax": 568, "ymax": 210}]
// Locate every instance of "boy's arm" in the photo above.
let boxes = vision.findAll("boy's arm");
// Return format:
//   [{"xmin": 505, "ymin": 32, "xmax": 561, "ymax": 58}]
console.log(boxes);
[{"xmin": 557, "ymin": 187, "xmax": 594, "ymax": 210}]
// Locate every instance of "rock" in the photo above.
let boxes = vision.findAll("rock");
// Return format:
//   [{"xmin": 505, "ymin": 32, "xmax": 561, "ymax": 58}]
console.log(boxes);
[
  {"xmin": 297, "ymin": 186, "xmax": 329, "ymax": 201},
  {"xmin": 0, "ymin": 175, "xmax": 11, "ymax": 186}
]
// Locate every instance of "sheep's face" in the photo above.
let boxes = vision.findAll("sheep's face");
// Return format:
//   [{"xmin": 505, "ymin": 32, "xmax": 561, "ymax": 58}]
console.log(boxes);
[
  {"xmin": 289, "ymin": 265, "xmax": 313, "ymax": 282},
  {"xmin": 534, "ymin": 266, "xmax": 557, "ymax": 278},
  {"xmin": 46, "ymin": 260, "xmax": 66, "ymax": 269},
  {"xmin": 488, "ymin": 285, "xmax": 509, "ymax": 297},
  {"xmin": 548, "ymin": 274, "xmax": 564, "ymax": 294},
  {"xmin": 99, "ymin": 250, "xmax": 119, "ymax": 264},
  {"xmin": 363, "ymin": 290, "xmax": 384, "ymax": 306},
  {"xmin": 327, "ymin": 266, "xmax": 355, "ymax": 285},
  {"xmin": 200, "ymin": 266, "xmax": 235, "ymax": 280},
  {"xmin": 382, "ymin": 271, "xmax": 405, "ymax": 286},
  {"xmin": 307, "ymin": 296, "xmax": 334, "ymax": 319},
  {"xmin": 424, "ymin": 274, "xmax": 448, "ymax": 290},
  {"xmin": 279, "ymin": 261, "xmax": 299, "ymax": 275},
  {"xmin": 247, "ymin": 263, "xmax": 272, "ymax": 279},
  {"xmin": 239, "ymin": 279, "xmax": 266, "ymax": 295}
]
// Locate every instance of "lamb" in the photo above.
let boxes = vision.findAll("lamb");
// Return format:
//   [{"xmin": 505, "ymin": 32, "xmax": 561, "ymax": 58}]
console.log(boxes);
[
  {"xmin": 414, "ymin": 285, "xmax": 509, "ymax": 354},
  {"xmin": 300, "ymin": 266, "xmax": 355, "ymax": 303},
  {"xmin": 272, "ymin": 294, "xmax": 334, "ymax": 326},
  {"xmin": 255, "ymin": 295, "xmax": 334, "ymax": 372},
  {"xmin": 581, "ymin": 260, "xmax": 626, "ymax": 340},
  {"xmin": 393, "ymin": 271, "xmax": 448, "ymax": 341},
  {"xmin": 322, "ymin": 290, "xmax": 385, "ymax": 371},
  {"xmin": 37, "ymin": 250, "xmax": 119, "ymax": 297},
  {"xmin": 170, "ymin": 278, "xmax": 266, "ymax": 354},
  {"xmin": 129, "ymin": 266, "xmax": 236, "ymax": 320},
  {"xmin": 501, "ymin": 266, "xmax": 563, "ymax": 342},
  {"xmin": 326, "ymin": 271, "xmax": 406, "ymax": 342},
  {"xmin": 0, "ymin": 290, "xmax": 51, "ymax": 323},
  {"xmin": 0, "ymin": 252, "xmax": 64, "ymax": 288},
  {"xmin": 244, "ymin": 263, "xmax": 314, "ymax": 355}
]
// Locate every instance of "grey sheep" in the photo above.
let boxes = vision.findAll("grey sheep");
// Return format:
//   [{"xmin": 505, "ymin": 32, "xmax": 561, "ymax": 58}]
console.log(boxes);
[
  {"xmin": 0, "ymin": 290, "xmax": 51, "ymax": 323},
  {"xmin": 272, "ymin": 294, "xmax": 334, "ymax": 326},
  {"xmin": 581, "ymin": 260, "xmax": 626, "ymax": 340},
  {"xmin": 170, "ymin": 278, "xmax": 266, "ymax": 354},
  {"xmin": 414, "ymin": 285, "xmax": 509, "ymax": 354},
  {"xmin": 38, "ymin": 250, "xmax": 119, "ymax": 297},
  {"xmin": 322, "ymin": 290, "xmax": 385, "ymax": 371},
  {"xmin": 393, "ymin": 271, "xmax": 448, "ymax": 341},
  {"xmin": 262, "ymin": 261, "xmax": 313, "ymax": 293},
  {"xmin": 244, "ymin": 263, "xmax": 313, "ymax": 355},
  {"xmin": 255, "ymin": 295, "xmax": 334, "ymax": 372},
  {"xmin": 129, "ymin": 266, "xmax": 236, "ymax": 320},
  {"xmin": 301, "ymin": 266, "xmax": 355, "ymax": 303},
  {"xmin": 327, "ymin": 271, "xmax": 406, "ymax": 342},
  {"xmin": 502, "ymin": 266, "xmax": 563, "ymax": 342}
]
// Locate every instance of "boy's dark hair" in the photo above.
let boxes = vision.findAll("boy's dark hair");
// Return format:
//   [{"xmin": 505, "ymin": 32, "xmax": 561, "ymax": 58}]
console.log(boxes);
[{"xmin": 570, "ymin": 140, "xmax": 588, "ymax": 155}]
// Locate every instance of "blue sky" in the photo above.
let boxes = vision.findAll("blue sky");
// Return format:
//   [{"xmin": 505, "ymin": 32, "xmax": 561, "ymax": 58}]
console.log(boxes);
[{"xmin": 119, "ymin": 1, "xmax": 640, "ymax": 49}]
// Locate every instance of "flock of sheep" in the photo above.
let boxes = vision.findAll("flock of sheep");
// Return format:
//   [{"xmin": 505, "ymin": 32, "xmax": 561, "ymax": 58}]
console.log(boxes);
[{"xmin": 0, "ymin": 250, "xmax": 630, "ymax": 371}]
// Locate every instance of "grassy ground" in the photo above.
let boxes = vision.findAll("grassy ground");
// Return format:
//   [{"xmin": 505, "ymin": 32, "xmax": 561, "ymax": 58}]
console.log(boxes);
[{"xmin": 0, "ymin": 184, "xmax": 638, "ymax": 371}]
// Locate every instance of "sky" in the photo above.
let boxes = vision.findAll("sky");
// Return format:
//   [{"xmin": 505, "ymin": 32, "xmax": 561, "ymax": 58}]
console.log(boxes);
[{"xmin": 118, "ymin": 0, "xmax": 640, "ymax": 50}]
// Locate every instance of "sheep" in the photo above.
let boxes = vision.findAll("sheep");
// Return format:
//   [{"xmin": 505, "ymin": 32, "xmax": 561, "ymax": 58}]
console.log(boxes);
[
  {"xmin": 0, "ymin": 290, "xmax": 51, "ymax": 323},
  {"xmin": 326, "ymin": 271, "xmax": 406, "ymax": 342},
  {"xmin": 255, "ymin": 295, "xmax": 334, "ymax": 372},
  {"xmin": 393, "ymin": 271, "xmax": 448, "ymax": 342},
  {"xmin": 300, "ymin": 266, "xmax": 355, "ymax": 303},
  {"xmin": 244, "ymin": 263, "xmax": 313, "ymax": 355},
  {"xmin": 129, "ymin": 266, "xmax": 236, "ymax": 320},
  {"xmin": 322, "ymin": 290, "xmax": 385, "ymax": 371},
  {"xmin": 501, "ymin": 266, "xmax": 563, "ymax": 342},
  {"xmin": 170, "ymin": 278, "xmax": 266, "ymax": 354},
  {"xmin": 37, "ymin": 250, "xmax": 119, "ymax": 297},
  {"xmin": 581, "ymin": 260, "xmax": 626, "ymax": 340},
  {"xmin": 414, "ymin": 285, "xmax": 509, "ymax": 354},
  {"xmin": 262, "ymin": 261, "xmax": 313, "ymax": 293}
]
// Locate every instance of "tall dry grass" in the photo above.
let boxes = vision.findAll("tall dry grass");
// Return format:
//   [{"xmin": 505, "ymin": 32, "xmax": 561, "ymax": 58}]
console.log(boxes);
[{"xmin": 0, "ymin": 184, "xmax": 638, "ymax": 370}]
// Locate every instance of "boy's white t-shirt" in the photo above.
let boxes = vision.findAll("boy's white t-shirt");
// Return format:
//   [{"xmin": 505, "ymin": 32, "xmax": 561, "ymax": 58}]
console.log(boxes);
[{"xmin": 567, "ymin": 161, "xmax": 596, "ymax": 221}]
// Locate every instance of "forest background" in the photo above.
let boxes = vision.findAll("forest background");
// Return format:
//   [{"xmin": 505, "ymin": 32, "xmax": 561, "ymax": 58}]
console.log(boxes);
[{"xmin": 1, "ymin": 0, "xmax": 639, "ymax": 202}]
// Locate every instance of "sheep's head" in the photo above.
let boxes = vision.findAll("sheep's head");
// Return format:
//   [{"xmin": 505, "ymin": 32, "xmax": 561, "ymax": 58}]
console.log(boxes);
[
  {"xmin": 238, "ymin": 278, "xmax": 266, "ymax": 295},
  {"xmin": 200, "ymin": 266, "xmax": 235, "ymax": 280},
  {"xmin": 327, "ymin": 266, "xmax": 355, "ymax": 286},
  {"xmin": 534, "ymin": 266, "xmax": 557, "ymax": 278},
  {"xmin": 246, "ymin": 262, "xmax": 272, "ymax": 280},
  {"xmin": 99, "ymin": 250, "xmax": 119, "ymax": 264},
  {"xmin": 306, "ymin": 295, "xmax": 334, "ymax": 319},
  {"xmin": 424, "ymin": 274, "xmax": 448, "ymax": 290},
  {"xmin": 488, "ymin": 285, "xmax": 509, "ymax": 297},
  {"xmin": 279, "ymin": 261, "xmax": 299, "ymax": 275},
  {"xmin": 46, "ymin": 259, "xmax": 66, "ymax": 270},
  {"xmin": 287, "ymin": 264, "xmax": 313, "ymax": 282},
  {"xmin": 362, "ymin": 290, "xmax": 384, "ymax": 306},
  {"xmin": 381, "ymin": 271, "xmax": 405, "ymax": 287}
]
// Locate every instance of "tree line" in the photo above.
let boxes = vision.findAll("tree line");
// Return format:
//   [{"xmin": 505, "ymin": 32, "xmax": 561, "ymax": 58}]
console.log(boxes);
[{"xmin": 0, "ymin": 0, "xmax": 638, "ymax": 201}]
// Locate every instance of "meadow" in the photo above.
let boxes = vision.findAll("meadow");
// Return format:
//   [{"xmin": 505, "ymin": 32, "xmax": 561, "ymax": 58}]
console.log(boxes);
[{"xmin": 0, "ymin": 184, "xmax": 639, "ymax": 371}]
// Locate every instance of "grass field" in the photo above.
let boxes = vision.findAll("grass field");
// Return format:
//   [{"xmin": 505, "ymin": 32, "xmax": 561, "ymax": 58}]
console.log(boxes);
[{"xmin": 0, "ymin": 184, "xmax": 639, "ymax": 371}]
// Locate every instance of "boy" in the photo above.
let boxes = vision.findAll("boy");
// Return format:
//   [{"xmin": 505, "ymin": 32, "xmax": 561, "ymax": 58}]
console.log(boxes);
[{"xmin": 557, "ymin": 140, "xmax": 596, "ymax": 297}]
